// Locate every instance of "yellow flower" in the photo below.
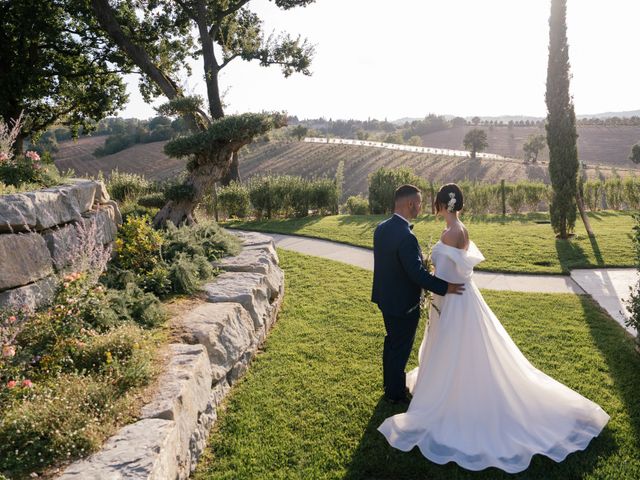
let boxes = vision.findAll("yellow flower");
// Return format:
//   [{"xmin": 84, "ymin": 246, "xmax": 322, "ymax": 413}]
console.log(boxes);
[{"xmin": 105, "ymin": 351, "xmax": 113, "ymax": 364}]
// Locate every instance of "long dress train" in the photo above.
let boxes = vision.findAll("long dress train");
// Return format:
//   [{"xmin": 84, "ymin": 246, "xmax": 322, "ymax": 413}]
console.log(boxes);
[{"xmin": 377, "ymin": 241, "xmax": 609, "ymax": 473}]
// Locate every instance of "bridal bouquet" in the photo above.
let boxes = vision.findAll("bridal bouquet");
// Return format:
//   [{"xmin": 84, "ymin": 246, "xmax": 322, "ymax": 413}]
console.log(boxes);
[{"xmin": 421, "ymin": 238, "xmax": 441, "ymax": 317}]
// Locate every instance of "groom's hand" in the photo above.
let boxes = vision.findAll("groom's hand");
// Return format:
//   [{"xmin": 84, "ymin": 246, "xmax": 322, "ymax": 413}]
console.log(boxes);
[{"xmin": 447, "ymin": 283, "xmax": 465, "ymax": 295}]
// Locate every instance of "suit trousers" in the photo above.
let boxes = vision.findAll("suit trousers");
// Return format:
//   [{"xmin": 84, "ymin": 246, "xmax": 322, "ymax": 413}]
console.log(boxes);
[{"xmin": 382, "ymin": 308, "xmax": 421, "ymax": 400}]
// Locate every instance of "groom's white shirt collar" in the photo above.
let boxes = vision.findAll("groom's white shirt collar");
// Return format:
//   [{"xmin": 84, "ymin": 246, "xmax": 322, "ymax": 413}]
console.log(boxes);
[{"xmin": 393, "ymin": 213, "xmax": 410, "ymax": 225}]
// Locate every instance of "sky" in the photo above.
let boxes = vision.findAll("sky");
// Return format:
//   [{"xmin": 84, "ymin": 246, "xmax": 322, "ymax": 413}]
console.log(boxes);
[{"xmin": 120, "ymin": 0, "xmax": 640, "ymax": 121}]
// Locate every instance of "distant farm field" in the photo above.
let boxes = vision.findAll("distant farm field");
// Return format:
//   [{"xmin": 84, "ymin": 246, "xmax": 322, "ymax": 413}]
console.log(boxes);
[
  {"xmin": 55, "ymin": 135, "xmax": 186, "ymax": 180},
  {"xmin": 421, "ymin": 125, "xmax": 640, "ymax": 167},
  {"xmin": 55, "ymin": 126, "xmax": 640, "ymax": 196}
]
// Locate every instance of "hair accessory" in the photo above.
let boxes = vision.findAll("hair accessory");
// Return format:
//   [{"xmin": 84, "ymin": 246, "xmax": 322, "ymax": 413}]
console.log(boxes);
[{"xmin": 447, "ymin": 192, "xmax": 457, "ymax": 212}]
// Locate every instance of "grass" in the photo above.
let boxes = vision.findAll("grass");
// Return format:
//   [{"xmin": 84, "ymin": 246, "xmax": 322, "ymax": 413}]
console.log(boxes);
[
  {"xmin": 193, "ymin": 250, "xmax": 640, "ymax": 479},
  {"xmin": 225, "ymin": 211, "xmax": 636, "ymax": 274}
]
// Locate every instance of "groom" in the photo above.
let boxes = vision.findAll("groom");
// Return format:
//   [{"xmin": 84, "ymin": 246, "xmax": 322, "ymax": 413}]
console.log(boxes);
[{"xmin": 372, "ymin": 184, "xmax": 465, "ymax": 404}]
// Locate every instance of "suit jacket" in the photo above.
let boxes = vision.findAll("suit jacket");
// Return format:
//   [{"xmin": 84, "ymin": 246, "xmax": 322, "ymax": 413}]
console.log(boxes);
[{"xmin": 371, "ymin": 214, "xmax": 448, "ymax": 316}]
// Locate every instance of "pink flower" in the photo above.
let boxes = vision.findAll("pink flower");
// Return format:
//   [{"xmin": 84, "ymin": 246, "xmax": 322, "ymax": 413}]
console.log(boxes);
[
  {"xmin": 2, "ymin": 345, "xmax": 15, "ymax": 358},
  {"xmin": 25, "ymin": 151, "xmax": 40, "ymax": 161},
  {"xmin": 8, "ymin": 315, "xmax": 17, "ymax": 324},
  {"xmin": 0, "ymin": 152, "xmax": 8, "ymax": 162},
  {"xmin": 6, "ymin": 380, "xmax": 17, "ymax": 389},
  {"xmin": 22, "ymin": 379, "xmax": 33, "ymax": 388}
]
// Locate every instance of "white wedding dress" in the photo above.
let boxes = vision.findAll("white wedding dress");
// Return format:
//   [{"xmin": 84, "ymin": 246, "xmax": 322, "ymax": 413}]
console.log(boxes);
[{"xmin": 378, "ymin": 241, "xmax": 609, "ymax": 473}]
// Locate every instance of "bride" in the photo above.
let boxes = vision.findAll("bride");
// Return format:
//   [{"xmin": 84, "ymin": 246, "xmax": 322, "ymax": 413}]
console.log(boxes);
[{"xmin": 377, "ymin": 183, "xmax": 610, "ymax": 474}]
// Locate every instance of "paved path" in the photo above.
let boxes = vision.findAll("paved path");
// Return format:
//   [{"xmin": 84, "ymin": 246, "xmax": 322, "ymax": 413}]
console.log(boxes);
[{"xmin": 256, "ymin": 232, "xmax": 638, "ymax": 335}]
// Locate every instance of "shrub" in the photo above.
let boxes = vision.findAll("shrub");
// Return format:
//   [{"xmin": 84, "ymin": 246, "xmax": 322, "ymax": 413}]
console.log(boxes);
[
  {"xmin": 604, "ymin": 176, "xmax": 624, "ymax": 210},
  {"xmin": 368, "ymin": 167, "xmax": 427, "ymax": 214},
  {"xmin": 507, "ymin": 184, "xmax": 526, "ymax": 214},
  {"xmin": 106, "ymin": 170, "xmax": 151, "ymax": 202},
  {"xmin": 345, "ymin": 195, "xmax": 369, "ymax": 215},
  {"xmin": 94, "ymin": 133, "xmax": 136, "ymax": 156},
  {"xmin": 114, "ymin": 216, "xmax": 163, "ymax": 274},
  {"xmin": 584, "ymin": 180, "xmax": 603, "ymax": 211},
  {"xmin": 626, "ymin": 213, "xmax": 640, "ymax": 346},
  {"xmin": 137, "ymin": 192, "xmax": 166, "ymax": 209},
  {"xmin": 0, "ymin": 150, "xmax": 62, "ymax": 188},
  {"xmin": 217, "ymin": 181, "xmax": 250, "ymax": 218}
]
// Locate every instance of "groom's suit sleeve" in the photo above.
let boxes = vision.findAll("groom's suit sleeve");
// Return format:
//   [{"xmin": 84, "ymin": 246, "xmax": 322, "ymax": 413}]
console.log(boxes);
[{"xmin": 398, "ymin": 234, "xmax": 449, "ymax": 296}]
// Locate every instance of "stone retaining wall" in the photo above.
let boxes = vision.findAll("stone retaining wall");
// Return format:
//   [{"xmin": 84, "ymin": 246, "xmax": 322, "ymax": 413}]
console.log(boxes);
[
  {"xmin": 0, "ymin": 180, "xmax": 120, "ymax": 311},
  {"xmin": 59, "ymin": 231, "xmax": 285, "ymax": 480}
]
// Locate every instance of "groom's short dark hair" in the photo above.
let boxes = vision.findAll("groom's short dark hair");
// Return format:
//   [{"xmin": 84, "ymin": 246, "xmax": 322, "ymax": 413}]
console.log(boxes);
[{"xmin": 394, "ymin": 184, "xmax": 421, "ymax": 203}]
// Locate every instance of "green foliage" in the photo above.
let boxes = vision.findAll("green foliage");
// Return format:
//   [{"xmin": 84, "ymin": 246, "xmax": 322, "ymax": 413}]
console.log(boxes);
[
  {"xmin": 523, "ymin": 134, "xmax": 547, "ymax": 163},
  {"xmin": 217, "ymin": 182, "xmax": 251, "ymax": 219},
  {"xmin": 629, "ymin": 143, "xmax": 640, "ymax": 164},
  {"xmin": 0, "ymin": 271, "xmax": 159, "ymax": 477},
  {"xmin": 546, "ymin": 0, "xmax": 579, "ymax": 238},
  {"xmin": 463, "ymin": 128, "xmax": 489, "ymax": 159},
  {"xmin": 165, "ymin": 113, "xmax": 287, "ymax": 161},
  {"xmin": 368, "ymin": 167, "xmax": 427, "ymax": 214},
  {"xmin": 290, "ymin": 125, "xmax": 308, "ymax": 141},
  {"xmin": 164, "ymin": 183, "xmax": 196, "ymax": 202},
  {"xmin": 604, "ymin": 176, "xmax": 624, "ymax": 210},
  {"xmin": 345, "ymin": 195, "xmax": 369, "ymax": 215},
  {"xmin": 137, "ymin": 192, "xmax": 167, "ymax": 209},
  {"xmin": 0, "ymin": 0, "xmax": 128, "ymax": 147},
  {"xmin": 625, "ymin": 214, "xmax": 640, "ymax": 341},
  {"xmin": 106, "ymin": 170, "xmax": 151, "ymax": 202},
  {"xmin": 248, "ymin": 175, "xmax": 339, "ymax": 219},
  {"xmin": 0, "ymin": 151, "xmax": 63, "ymax": 188},
  {"xmin": 115, "ymin": 216, "xmax": 164, "ymax": 274}
]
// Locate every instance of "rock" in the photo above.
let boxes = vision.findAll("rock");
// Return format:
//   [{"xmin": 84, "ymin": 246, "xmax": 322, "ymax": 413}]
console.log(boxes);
[
  {"xmin": 82, "ymin": 209, "xmax": 118, "ymax": 245},
  {"xmin": 231, "ymin": 230, "xmax": 274, "ymax": 248},
  {"xmin": 0, "ymin": 194, "xmax": 36, "ymax": 232},
  {"xmin": 0, "ymin": 233, "xmax": 53, "ymax": 290},
  {"xmin": 141, "ymin": 344, "xmax": 212, "ymax": 478},
  {"xmin": 228, "ymin": 350, "xmax": 256, "ymax": 385},
  {"xmin": 213, "ymin": 247, "xmax": 284, "ymax": 299},
  {"xmin": 202, "ymin": 272, "xmax": 274, "ymax": 342},
  {"xmin": 102, "ymin": 199, "xmax": 122, "ymax": 225},
  {"xmin": 25, "ymin": 187, "xmax": 82, "ymax": 230},
  {"xmin": 94, "ymin": 181, "xmax": 111, "ymax": 204},
  {"xmin": 67, "ymin": 180, "xmax": 97, "ymax": 212},
  {"xmin": 0, "ymin": 276, "xmax": 57, "ymax": 311},
  {"xmin": 58, "ymin": 418, "xmax": 180, "ymax": 480},
  {"xmin": 189, "ymin": 379, "xmax": 231, "ymax": 472},
  {"xmin": 180, "ymin": 303, "xmax": 257, "ymax": 382},
  {"xmin": 42, "ymin": 225, "xmax": 79, "ymax": 272}
]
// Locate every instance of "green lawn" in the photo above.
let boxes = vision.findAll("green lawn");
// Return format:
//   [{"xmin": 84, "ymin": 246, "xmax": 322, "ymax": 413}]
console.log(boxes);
[
  {"xmin": 194, "ymin": 250, "xmax": 640, "ymax": 480},
  {"xmin": 225, "ymin": 211, "xmax": 636, "ymax": 274}
]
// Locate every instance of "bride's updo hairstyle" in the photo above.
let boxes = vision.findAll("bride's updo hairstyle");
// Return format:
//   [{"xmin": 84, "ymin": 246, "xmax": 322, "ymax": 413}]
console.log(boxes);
[{"xmin": 434, "ymin": 183, "xmax": 464, "ymax": 213}]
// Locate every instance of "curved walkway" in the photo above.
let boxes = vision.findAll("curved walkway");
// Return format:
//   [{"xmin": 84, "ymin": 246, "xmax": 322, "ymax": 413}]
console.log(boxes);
[{"xmin": 248, "ymin": 231, "xmax": 638, "ymax": 335}]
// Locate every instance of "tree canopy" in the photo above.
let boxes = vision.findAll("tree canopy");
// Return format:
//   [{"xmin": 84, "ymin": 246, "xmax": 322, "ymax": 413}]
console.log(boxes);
[
  {"xmin": 545, "ymin": 0, "xmax": 579, "ymax": 238},
  {"xmin": 0, "ymin": 0, "xmax": 129, "ymax": 153},
  {"xmin": 463, "ymin": 129, "xmax": 488, "ymax": 159}
]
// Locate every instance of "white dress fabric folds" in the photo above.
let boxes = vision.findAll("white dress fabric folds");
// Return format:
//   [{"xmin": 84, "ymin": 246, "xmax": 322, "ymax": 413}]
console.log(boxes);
[{"xmin": 378, "ymin": 241, "xmax": 609, "ymax": 473}]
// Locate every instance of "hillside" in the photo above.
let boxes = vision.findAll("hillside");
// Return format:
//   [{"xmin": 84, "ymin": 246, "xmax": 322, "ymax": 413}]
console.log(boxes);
[
  {"xmin": 420, "ymin": 125, "xmax": 640, "ymax": 167},
  {"xmin": 55, "ymin": 135, "xmax": 186, "ymax": 180},
  {"xmin": 55, "ymin": 126, "xmax": 640, "ymax": 198},
  {"xmin": 238, "ymin": 141, "xmax": 638, "ymax": 198}
]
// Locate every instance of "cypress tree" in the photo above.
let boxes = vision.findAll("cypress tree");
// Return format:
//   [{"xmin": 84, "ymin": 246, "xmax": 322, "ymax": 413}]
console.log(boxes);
[{"xmin": 545, "ymin": 0, "xmax": 579, "ymax": 239}]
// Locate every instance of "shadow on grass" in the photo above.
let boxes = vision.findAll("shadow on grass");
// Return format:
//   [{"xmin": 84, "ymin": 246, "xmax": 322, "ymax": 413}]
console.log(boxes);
[
  {"xmin": 579, "ymin": 295, "xmax": 640, "ymax": 444},
  {"xmin": 343, "ymin": 394, "xmax": 614, "ymax": 480},
  {"xmin": 554, "ymin": 235, "xmax": 606, "ymax": 272},
  {"xmin": 224, "ymin": 214, "xmax": 324, "ymax": 233}
]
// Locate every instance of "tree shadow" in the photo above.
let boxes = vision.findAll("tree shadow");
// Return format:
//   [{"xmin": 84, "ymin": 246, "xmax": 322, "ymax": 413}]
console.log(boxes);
[
  {"xmin": 588, "ymin": 235, "xmax": 605, "ymax": 266},
  {"xmin": 578, "ymin": 294, "xmax": 640, "ymax": 443},
  {"xmin": 555, "ymin": 238, "xmax": 591, "ymax": 273},
  {"xmin": 343, "ymin": 394, "xmax": 615, "ymax": 480}
]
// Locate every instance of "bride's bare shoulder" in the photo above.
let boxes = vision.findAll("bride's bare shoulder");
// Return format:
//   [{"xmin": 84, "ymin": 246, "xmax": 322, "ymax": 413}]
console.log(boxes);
[{"xmin": 440, "ymin": 223, "xmax": 469, "ymax": 250}]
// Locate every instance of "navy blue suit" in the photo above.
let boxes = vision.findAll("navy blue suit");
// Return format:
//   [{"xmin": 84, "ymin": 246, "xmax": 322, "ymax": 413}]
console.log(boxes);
[{"xmin": 372, "ymin": 214, "xmax": 448, "ymax": 400}]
